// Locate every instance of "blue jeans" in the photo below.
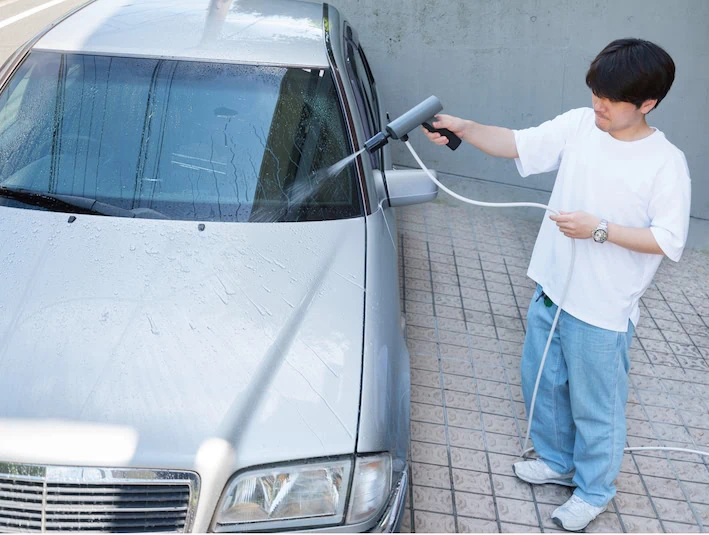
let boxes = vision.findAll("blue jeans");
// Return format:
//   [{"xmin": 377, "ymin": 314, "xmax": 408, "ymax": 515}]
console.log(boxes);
[{"xmin": 521, "ymin": 285, "xmax": 634, "ymax": 507}]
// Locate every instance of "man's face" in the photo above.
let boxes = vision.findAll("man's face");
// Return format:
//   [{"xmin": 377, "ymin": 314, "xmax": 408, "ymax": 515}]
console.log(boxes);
[{"xmin": 591, "ymin": 94, "xmax": 646, "ymax": 133}]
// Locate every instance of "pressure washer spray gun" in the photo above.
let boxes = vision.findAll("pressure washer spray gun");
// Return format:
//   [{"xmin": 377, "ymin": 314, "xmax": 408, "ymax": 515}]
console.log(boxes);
[
  {"xmin": 363, "ymin": 95, "xmax": 462, "ymax": 153},
  {"xmin": 361, "ymin": 95, "xmax": 709, "ymax": 462}
]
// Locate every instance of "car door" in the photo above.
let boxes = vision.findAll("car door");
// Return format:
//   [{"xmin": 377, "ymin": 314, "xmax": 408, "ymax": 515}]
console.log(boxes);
[{"xmin": 344, "ymin": 24, "xmax": 410, "ymax": 471}]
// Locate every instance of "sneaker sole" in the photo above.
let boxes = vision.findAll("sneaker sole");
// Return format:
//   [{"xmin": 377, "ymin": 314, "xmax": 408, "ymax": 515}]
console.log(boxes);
[
  {"xmin": 552, "ymin": 507, "xmax": 607, "ymax": 532},
  {"xmin": 552, "ymin": 515, "xmax": 588, "ymax": 532},
  {"xmin": 512, "ymin": 465, "xmax": 576, "ymax": 487}
]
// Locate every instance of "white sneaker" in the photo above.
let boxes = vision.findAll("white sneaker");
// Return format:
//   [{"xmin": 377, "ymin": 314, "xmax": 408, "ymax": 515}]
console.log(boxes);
[
  {"xmin": 512, "ymin": 458, "xmax": 575, "ymax": 486},
  {"xmin": 552, "ymin": 494, "xmax": 607, "ymax": 531}
]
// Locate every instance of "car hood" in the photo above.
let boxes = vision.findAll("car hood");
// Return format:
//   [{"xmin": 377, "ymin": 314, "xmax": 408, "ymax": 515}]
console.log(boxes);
[{"xmin": 0, "ymin": 207, "xmax": 366, "ymax": 472}]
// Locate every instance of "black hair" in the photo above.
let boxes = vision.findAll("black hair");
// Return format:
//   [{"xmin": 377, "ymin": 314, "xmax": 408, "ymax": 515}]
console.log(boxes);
[{"xmin": 586, "ymin": 38, "xmax": 675, "ymax": 111}]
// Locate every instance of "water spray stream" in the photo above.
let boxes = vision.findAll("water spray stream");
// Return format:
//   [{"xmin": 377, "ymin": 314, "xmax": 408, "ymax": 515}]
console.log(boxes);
[{"xmin": 265, "ymin": 148, "xmax": 365, "ymax": 223}]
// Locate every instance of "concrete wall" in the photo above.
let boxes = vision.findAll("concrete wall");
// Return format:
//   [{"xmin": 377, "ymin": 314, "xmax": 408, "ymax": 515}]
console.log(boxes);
[{"xmin": 330, "ymin": 0, "xmax": 709, "ymax": 220}]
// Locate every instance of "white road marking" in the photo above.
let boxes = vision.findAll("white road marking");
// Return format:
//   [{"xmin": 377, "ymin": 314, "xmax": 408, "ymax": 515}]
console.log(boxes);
[{"xmin": 0, "ymin": 0, "xmax": 72, "ymax": 30}]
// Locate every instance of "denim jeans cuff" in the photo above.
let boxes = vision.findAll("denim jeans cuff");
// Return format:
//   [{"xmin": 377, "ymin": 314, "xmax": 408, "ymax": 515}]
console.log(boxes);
[{"xmin": 572, "ymin": 488, "xmax": 612, "ymax": 508}]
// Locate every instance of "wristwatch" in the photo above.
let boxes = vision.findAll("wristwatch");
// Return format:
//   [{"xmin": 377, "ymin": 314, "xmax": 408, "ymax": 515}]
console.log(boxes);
[{"xmin": 592, "ymin": 219, "xmax": 608, "ymax": 243}]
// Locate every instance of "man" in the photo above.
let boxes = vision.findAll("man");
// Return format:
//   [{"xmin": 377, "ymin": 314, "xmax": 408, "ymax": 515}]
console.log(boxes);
[{"xmin": 423, "ymin": 38, "xmax": 691, "ymax": 531}]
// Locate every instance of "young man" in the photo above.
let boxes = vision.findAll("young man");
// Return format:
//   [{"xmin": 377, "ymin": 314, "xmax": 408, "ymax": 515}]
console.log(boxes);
[{"xmin": 423, "ymin": 38, "xmax": 691, "ymax": 531}]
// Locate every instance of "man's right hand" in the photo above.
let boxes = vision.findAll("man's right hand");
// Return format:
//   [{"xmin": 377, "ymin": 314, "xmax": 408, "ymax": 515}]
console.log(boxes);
[
  {"xmin": 421, "ymin": 114, "xmax": 519, "ymax": 159},
  {"xmin": 421, "ymin": 114, "xmax": 468, "ymax": 146}
]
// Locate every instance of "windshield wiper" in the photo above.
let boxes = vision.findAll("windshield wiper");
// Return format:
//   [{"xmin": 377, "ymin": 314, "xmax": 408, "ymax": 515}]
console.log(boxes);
[{"xmin": 0, "ymin": 187, "xmax": 168, "ymax": 219}]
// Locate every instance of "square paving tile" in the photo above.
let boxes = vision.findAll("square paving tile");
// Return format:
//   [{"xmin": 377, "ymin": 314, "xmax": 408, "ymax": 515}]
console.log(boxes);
[
  {"xmin": 411, "ymin": 441, "xmax": 449, "ymax": 466},
  {"xmin": 457, "ymin": 517, "xmax": 501, "ymax": 532},
  {"xmin": 491, "ymin": 474, "xmax": 534, "ymax": 501},
  {"xmin": 452, "ymin": 467, "xmax": 492, "ymax": 495},
  {"xmin": 412, "ymin": 462, "xmax": 452, "ymax": 489},
  {"xmin": 495, "ymin": 497, "xmax": 539, "ymax": 525},
  {"xmin": 413, "ymin": 510, "xmax": 456, "ymax": 532},
  {"xmin": 454, "ymin": 491, "xmax": 497, "ymax": 521},
  {"xmin": 412, "ymin": 485, "xmax": 453, "ymax": 514}
]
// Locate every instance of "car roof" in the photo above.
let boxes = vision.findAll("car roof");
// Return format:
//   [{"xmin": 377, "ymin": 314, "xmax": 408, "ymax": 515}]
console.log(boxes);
[{"xmin": 33, "ymin": 0, "xmax": 330, "ymax": 68}]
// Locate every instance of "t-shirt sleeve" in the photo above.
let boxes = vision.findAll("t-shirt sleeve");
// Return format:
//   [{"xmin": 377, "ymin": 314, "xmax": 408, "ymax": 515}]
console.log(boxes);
[
  {"xmin": 513, "ymin": 108, "xmax": 589, "ymax": 177},
  {"xmin": 648, "ymin": 151, "xmax": 692, "ymax": 262}
]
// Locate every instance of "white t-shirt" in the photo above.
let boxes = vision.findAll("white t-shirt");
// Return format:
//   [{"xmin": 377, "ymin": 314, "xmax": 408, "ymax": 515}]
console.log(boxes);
[{"xmin": 514, "ymin": 107, "xmax": 691, "ymax": 332}]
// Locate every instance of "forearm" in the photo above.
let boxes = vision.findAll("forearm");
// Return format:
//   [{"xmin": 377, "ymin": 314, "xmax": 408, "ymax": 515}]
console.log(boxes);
[
  {"xmin": 607, "ymin": 223, "xmax": 664, "ymax": 256},
  {"xmin": 551, "ymin": 212, "xmax": 667, "ymax": 257},
  {"xmin": 461, "ymin": 120, "xmax": 519, "ymax": 159}
]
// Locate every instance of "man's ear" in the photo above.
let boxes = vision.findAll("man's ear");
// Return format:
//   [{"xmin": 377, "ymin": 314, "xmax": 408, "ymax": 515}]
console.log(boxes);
[{"xmin": 640, "ymin": 99, "xmax": 658, "ymax": 115}]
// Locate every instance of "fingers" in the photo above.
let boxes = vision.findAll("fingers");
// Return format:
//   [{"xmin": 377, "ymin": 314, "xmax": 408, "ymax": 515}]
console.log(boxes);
[
  {"xmin": 432, "ymin": 114, "xmax": 463, "ymax": 134},
  {"xmin": 421, "ymin": 127, "xmax": 450, "ymax": 145},
  {"xmin": 431, "ymin": 114, "xmax": 450, "ymax": 129},
  {"xmin": 550, "ymin": 210, "xmax": 588, "ymax": 239},
  {"xmin": 554, "ymin": 223, "xmax": 580, "ymax": 238},
  {"xmin": 551, "ymin": 217, "xmax": 574, "ymax": 235}
]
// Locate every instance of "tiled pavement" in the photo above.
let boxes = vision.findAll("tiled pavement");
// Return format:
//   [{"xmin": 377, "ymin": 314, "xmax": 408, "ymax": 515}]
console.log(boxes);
[{"xmin": 396, "ymin": 197, "xmax": 709, "ymax": 533}]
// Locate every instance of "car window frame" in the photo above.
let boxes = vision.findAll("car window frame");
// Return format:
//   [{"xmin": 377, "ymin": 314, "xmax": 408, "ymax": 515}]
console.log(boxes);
[
  {"xmin": 355, "ymin": 42, "xmax": 392, "ymax": 173},
  {"xmin": 343, "ymin": 30, "xmax": 382, "ymax": 172}
]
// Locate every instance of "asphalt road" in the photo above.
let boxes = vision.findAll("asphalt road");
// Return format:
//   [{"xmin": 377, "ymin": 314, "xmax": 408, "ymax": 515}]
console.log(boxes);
[{"xmin": 0, "ymin": 0, "xmax": 89, "ymax": 65}]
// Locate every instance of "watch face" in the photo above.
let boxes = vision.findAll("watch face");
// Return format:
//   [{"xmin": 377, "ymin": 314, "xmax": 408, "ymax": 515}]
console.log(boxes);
[{"xmin": 593, "ymin": 229, "xmax": 607, "ymax": 243}]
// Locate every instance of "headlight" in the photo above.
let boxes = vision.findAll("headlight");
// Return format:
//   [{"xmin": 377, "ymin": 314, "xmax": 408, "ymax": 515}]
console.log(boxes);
[
  {"xmin": 213, "ymin": 459, "xmax": 352, "ymax": 531},
  {"xmin": 347, "ymin": 454, "xmax": 392, "ymax": 524},
  {"xmin": 213, "ymin": 454, "xmax": 394, "ymax": 531}
]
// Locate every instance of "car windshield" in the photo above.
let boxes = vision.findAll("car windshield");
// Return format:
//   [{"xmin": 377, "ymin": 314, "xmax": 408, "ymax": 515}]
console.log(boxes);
[{"xmin": 0, "ymin": 51, "xmax": 362, "ymax": 222}]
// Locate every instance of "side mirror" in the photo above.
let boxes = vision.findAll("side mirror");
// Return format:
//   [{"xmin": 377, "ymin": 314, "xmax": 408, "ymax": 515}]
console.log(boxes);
[{"xmin": 373, "ymin": 169, "xmax": 438, "ymax": 207}]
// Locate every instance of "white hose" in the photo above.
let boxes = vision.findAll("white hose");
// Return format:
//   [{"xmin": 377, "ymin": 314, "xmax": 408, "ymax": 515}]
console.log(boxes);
[{"xmin": 404, "ymin": 140, "xmax": 709, "ymax": 460}]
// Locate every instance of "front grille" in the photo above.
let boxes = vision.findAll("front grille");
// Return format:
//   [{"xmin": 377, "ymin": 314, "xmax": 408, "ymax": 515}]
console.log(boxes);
[{"xmin": 0, "ymin": 464, "xmax": 199, "ymax": 533}]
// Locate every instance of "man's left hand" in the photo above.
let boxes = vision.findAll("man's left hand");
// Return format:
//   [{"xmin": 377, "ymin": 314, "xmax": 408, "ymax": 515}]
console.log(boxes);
[{"xmin": 549, "ymin": 211, "xmax": 601, "ymax": 239}]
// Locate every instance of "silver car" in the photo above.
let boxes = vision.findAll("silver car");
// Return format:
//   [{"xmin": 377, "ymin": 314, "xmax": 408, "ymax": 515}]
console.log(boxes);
[{"xmin": 0, "ymin": 0, "xmax": 438, "ymax": 532}]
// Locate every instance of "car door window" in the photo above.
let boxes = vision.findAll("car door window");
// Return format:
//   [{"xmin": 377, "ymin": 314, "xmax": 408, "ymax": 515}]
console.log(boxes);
[
  {"xmin": 356, "ymin": 44, "xmax": 382, "ymax": 132},
  {"xmin": 356, "ymin": 44, "xmax": 392, "ymax": 172},
  {"xmin": 345, "ymin": 35, "xmax": 382, "ymax": 170}
]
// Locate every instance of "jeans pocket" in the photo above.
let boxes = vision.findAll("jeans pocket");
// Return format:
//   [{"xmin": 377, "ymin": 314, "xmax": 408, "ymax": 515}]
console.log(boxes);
[
  {"xmin": 527, "ymin": 285, "xmax": 544, "ymax": 320},
  {"xmin": 533, "ymin": 284, "xmax": 543, "ymax": 301}
]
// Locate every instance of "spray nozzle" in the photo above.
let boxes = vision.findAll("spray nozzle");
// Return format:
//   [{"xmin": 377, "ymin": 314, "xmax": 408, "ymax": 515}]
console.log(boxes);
[
  {"xmin": 364, "ymin": 95, "xmax": 444, "ymax": 153},
  {"xmin": 364, "ymin": 131, "xmax": 390, "ymax": 153}
]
